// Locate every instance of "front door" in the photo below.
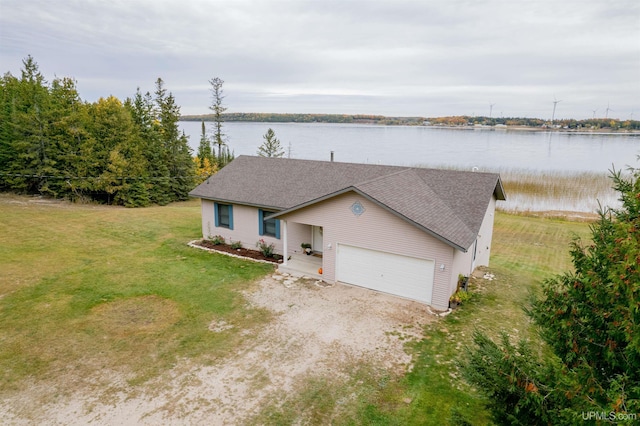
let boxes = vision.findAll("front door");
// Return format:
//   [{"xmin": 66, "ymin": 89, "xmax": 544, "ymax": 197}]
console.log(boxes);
[{"xmin": 312, "ymin": 226, "xmax": 323, "ymax": 253}]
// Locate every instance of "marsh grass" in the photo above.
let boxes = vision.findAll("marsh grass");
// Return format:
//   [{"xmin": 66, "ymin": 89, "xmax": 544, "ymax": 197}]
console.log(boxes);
[
  {"xmin": 497, "ymin": 168, "xmax": 620, "ymax": 213},
  {"xmin": 0, "ymin": 195, "xmax": 273, "ymax": 397},
  {"xmin": 415, "ymin": 162, "xmax": 623, "ymax": 213}
]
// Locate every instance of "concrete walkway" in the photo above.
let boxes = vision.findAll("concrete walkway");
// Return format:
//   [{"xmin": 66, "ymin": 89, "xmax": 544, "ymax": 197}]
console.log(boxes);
[{"xmin": 278, "ymin": 253, "xmax": 323, "ymax": 280}]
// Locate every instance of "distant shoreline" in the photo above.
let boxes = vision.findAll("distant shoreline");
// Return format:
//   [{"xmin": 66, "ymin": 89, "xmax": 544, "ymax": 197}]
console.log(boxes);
[
  {"xmin": 427, "ymin": 125, "xmax": 640, "ymax": 135},
  {"xmin": 180, "ymin": 113, "xmax": 640, "ymax": 134}
]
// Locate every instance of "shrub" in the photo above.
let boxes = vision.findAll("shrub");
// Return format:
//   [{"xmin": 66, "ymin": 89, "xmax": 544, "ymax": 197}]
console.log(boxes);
[
  {"xmin": 209, "ymin": 235, "xmax": 225, "ymax": 245},
  {"xmin": 256, "ymin": 239, "xmax": 275, "ymax": 258},
  {"xmin": 230, "ymin": 240, "xmax": 243, "ymax": 249}
]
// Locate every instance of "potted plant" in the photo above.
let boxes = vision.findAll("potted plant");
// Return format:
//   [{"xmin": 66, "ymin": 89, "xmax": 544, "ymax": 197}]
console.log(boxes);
[
  {"xmin": 458, "ymin": 274, "xmax": 469, "ymax": 291},
  {"xmin": 449, "ymin": 289, "xmax": 470, "ymax": 308},
  {"xmin": 301, "ymin": 242, "xmax": 312, "ymax": 255}
]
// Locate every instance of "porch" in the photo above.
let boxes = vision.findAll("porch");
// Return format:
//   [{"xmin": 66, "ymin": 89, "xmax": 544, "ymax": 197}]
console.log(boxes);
[{"xmin": 278, "ymin": 253, "xmax": 323, "ymax": 280}]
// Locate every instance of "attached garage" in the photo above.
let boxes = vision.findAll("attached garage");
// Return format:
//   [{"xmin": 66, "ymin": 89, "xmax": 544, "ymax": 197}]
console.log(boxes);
[{"xmin": 336, "ymin": 244, "xmax": 435, "ymax": 304}]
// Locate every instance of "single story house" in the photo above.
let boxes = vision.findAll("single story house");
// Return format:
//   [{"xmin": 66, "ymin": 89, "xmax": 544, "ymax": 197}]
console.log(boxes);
[{"xmin": 189, "ymin": 155, "xmax": 506, "ymax": 311}]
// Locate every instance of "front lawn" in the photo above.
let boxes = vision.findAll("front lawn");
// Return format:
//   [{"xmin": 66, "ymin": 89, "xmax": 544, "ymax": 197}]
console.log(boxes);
[
  {"xmin": 0, "ymin": 195, "xmax": 273, "ymax": 396},
  {"xmin": 0, "ymin": 195, "xmax": 592, "ymax": 424}
]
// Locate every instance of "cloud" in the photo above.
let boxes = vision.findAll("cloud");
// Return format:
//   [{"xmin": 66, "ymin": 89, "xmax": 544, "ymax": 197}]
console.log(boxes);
[{"xmin": 1, "ymin": 0, "xmax": 638, "ymax": 119}]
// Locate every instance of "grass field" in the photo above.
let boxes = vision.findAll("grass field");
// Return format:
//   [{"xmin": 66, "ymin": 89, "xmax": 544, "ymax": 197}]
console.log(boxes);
[
  {"xmin": 0, "ymin": 195, "xmax": 273, "ymax": 395},
  {"xmin": 0, "ymin": 194, "xmax": 592, "ymax": 424}
]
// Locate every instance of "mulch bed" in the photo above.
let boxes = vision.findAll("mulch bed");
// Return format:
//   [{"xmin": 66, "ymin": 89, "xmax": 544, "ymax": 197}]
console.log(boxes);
[{"xmin": 195, "ymin": 239, "xmax": 283, "ymax": 264}]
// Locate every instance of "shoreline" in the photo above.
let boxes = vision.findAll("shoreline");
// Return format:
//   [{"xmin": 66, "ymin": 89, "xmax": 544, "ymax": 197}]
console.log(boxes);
[
  {"xmin": 432, "ymin": 125, "xmax": 640, "ymax": 135},
  {"xmin": 180, "ymin": 119, "xmax": 640, "ymax": 135}
]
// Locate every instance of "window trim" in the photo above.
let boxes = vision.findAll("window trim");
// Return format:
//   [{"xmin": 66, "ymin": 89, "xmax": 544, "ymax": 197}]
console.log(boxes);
[
  {"xmin": 214, "ymin": 202, "xmax": 233, "ymax": 230},
  {"xmin": 258, "ymin": 209, "xmax": 280, "ymax": 239}
]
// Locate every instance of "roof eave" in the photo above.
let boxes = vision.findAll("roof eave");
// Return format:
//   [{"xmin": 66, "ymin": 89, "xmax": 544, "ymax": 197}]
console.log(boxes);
[
  {"xmin": 269, "ymin": 187, "xmax": 470, "ymax": 252},
  {"xmin": 191, "ymin": 194, "xmax": 285, "ymax": 211}
]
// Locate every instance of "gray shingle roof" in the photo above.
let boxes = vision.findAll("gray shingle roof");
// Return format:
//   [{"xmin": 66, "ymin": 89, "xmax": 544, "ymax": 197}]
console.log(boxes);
[{"xmin": 189, "ymin": 155, "xmax": 506, "ymax": 251}]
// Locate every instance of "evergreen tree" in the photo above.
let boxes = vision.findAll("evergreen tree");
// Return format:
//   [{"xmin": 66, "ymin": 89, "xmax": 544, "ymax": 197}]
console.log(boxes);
[
  {"xmin": 154, "ymin": 78, "xmax": 194, "ymax": 201},
  {"xmin": 0, "ymin": 56, "xmax": 193, "ymax": 206},
  {"xmin": 196, "ymin": 120, "xmax": 213, "ymax": 168},
  {"xmin": 0, "ymin": 72, "xmax": 19, "ymax": 190},
  {"xmin": 209, "ymin": 77, "xmax": 231, "ymax": 167},
  {"xmin": 257, "ymin": 128, "xmax": 284, "ymax": 157},
  {"xmin": 462, "ymin": 162, "xmax": 640, "ymax": 424},
  {"xmin": 6, "ymin": 56, "xmax": 56, "ymax": 194},
  {"xmin": 218, "ymin": 145, "xmax": 235, "ymax": 168},
  {"xmin": 127, "ymin": 88, "xmax": 169, "ymax": 205},
  {"xmin": 46, "ymin": 76, "xmax": 90, "ymax": 199}
]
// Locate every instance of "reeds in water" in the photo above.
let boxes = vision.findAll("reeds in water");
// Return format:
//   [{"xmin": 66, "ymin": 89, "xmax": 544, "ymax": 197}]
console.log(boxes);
[{"xmin": 497, "ymin": 169, "xmax": 620, "ymax": 214}]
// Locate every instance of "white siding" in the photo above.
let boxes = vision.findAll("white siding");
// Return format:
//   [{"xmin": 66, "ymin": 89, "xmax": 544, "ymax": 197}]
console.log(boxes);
[
  {"xmin": 200, "ymin": 200, "xmax": 283, "ymax": 254},
  {"xmin": 452, "ymin": 196, "xmax": 498, "ymax": 295},
  {"xmin": 475, "ymin": 196, "xmax": 497, "ymax": 267},
  {"xmin": 286, "ymin": 222, "xmax": 312, "ymax": 257},
  {"xmin": 279, "ymin": 192, "xmax": 454, "ymax": 310}
]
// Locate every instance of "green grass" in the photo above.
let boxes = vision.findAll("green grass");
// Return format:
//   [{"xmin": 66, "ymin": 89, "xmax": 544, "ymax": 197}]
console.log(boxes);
[
  {"xmin": 351, "ymin": 212, "xmax": 592, "ymax": 425},
  {"xmin": 0, "ymin": 194, "xmax": 593, "ymax": 424},
  {"xmin": 0, "ymin": 195, "xmax": 273, "ymax": 395}
]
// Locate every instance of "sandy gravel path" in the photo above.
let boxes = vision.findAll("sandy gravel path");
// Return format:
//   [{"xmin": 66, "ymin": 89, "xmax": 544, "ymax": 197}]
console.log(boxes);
[{"xmin": 1, "ymin": 273, "xmax": 434, "ymax": 425}]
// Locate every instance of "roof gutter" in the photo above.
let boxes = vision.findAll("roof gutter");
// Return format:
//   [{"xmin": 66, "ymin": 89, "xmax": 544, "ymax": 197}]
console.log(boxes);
[
  {"xmin": 267, "ymin": 186, "xmax": 470, "ymax": 252},
  {"xmin": 190, "ymin": 195, "xmax": 285, "ymax": 212}
]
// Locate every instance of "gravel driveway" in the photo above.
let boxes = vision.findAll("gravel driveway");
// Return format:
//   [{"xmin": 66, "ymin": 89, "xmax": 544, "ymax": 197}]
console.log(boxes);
[{"xmin": 3, "ymin": 272, "xmax": 434, "ymax": 425}]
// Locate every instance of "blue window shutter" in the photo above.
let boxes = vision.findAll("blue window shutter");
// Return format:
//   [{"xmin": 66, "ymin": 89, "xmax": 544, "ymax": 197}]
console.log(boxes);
[
  {"xmin": 275, "ymin": 219, "xmax": 280, "ymax": 239},
  {"xmin": 258, "ymin": 209, "xmax": 264, "ymax": 235},
  {"xmin": 214, "ymin": 203, "xmax": 219, "ymax": 227},
  {"xmin": 228, "ymin": 205, "xmax": 234, "ymax": 230}
]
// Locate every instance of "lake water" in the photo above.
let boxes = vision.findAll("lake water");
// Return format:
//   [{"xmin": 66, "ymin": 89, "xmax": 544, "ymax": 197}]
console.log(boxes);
[
  {"xmin": 179, "ymin": 121, "xmax": 640, "ymax": 173},
  {"xmin": 179, "ymin": 121, "xmax": 640, "ymax": 212}
]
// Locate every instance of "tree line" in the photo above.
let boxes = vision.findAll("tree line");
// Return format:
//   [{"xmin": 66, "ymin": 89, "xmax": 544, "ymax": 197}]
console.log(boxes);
[
  {"xmin": 183, "ymin": 112, "xmax": 640, "ymax": 130},
  {"xmin": 182, "ymin": 112, "xmax": 426, "ymax": 126},
  {"xmin": 0, "ymin": 56, "xmax": 231, "ymax": 207}
]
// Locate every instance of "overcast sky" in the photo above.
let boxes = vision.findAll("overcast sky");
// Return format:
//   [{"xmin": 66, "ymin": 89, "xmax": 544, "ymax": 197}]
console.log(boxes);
[{"xmin": 1, "ymin": 0, "xmax": 638, "ymax": 119}]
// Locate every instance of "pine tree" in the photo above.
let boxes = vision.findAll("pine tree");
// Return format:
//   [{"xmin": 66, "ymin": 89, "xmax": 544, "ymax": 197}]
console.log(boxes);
[
  {"xmin": 154, "ymin": 78, "xmax": 194, "ymax": 201},
  {"xmin": 257, "ymin": 128, "xmax": 285, "ymax": 157},
  {"xmin": 127, "ymin": 88, "xmax": 169, "ymax": 205},
  {"xmin": 0, "ymin": 72, "xmax": 19, "ymax": 190},
  {"xmin": 462, "ymin": 162, "xmax": 640, "ymax": 424},
  {"xmin": 209, "ymin": 77, "xmax": 231, "ymax": 167},
  {"xmin": 6, "ymin": 56, "xmax": 56, "ymax": 194},
  {"xmin": 46, "ymin": 76, "xmax": 89, "ymax": 199},
  {"xmin": 196, "ymin": 120, "xmax": 213, "ymax": 168}
]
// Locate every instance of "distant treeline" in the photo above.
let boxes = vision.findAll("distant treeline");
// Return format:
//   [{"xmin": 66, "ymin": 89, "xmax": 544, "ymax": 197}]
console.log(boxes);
[
  {"xmin": 429, "ymin": 116, "xmax": 640, "ymax": 130},
  {"xmin": 181, "ymin": 112, "xmax": 427, "ymax": 126},
  {"xmin": 0, "ymin": 56, "xmax": 196, "ymax": 206},
  {"xmin": 182, "ymin": 113, "xmax": 640, "ymax": 130}
]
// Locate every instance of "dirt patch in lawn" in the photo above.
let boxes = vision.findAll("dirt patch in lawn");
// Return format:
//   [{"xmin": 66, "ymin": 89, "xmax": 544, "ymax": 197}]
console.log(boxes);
[
  {"xmin": 0, "ymin": 273, "xmax": 434, "ymax": 425},
  {"xmin": 87, "ymin": 295, "xmax": 181, "ymax": 338}
]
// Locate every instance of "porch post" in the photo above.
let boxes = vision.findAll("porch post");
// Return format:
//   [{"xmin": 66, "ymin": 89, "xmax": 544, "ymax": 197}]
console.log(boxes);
[{"xmin": 282, "ymin": 219, "xmax": 288, "ymax": 266}]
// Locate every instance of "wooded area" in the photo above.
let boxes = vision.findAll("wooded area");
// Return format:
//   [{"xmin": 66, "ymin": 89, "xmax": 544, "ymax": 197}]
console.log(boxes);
[{"xmin": 0, "ymin": 56, "xmax": 197, "ymax": 206}]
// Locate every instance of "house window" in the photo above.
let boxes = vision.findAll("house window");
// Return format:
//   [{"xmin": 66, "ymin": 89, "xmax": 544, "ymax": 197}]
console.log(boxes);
[
  {"xmin": 214, "ymin": 203, "xmax": 233, "ymax": 229},
  {"xmin": 259, "ymin": 209, "xmax": 280, "ymax": 239}
]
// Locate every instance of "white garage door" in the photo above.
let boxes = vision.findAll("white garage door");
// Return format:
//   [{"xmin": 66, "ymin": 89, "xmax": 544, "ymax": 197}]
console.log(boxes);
[{"xmin": 337, "ymin": 244, "xmax": 434, "ymax": 304}]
